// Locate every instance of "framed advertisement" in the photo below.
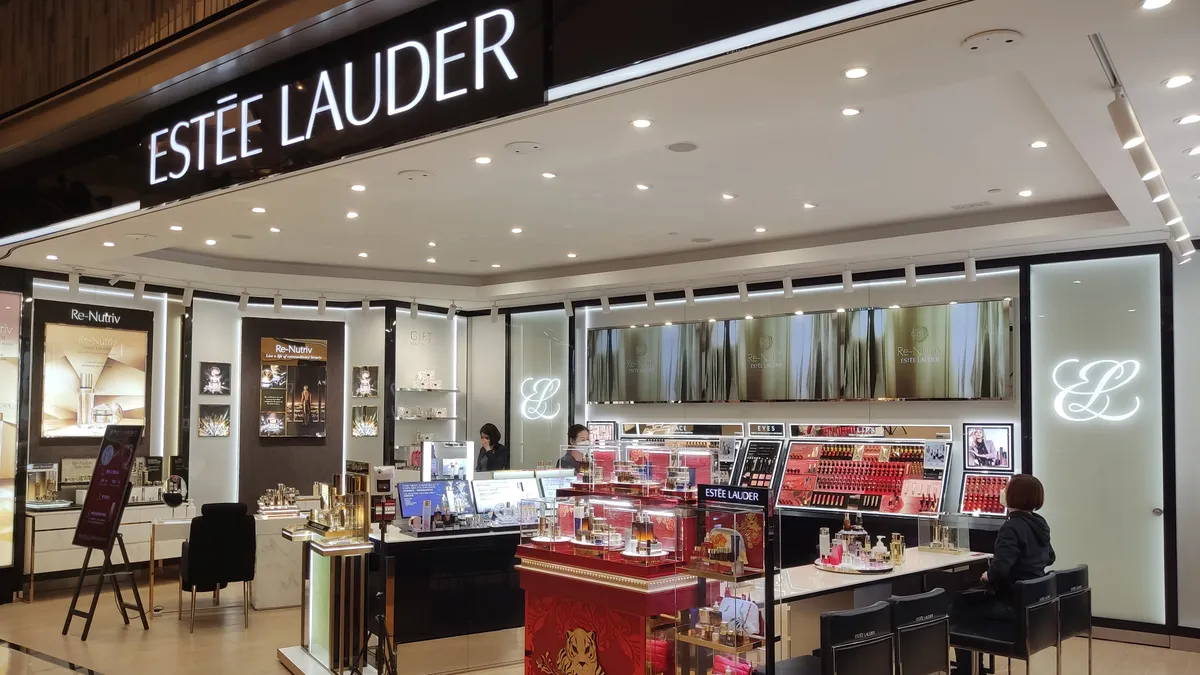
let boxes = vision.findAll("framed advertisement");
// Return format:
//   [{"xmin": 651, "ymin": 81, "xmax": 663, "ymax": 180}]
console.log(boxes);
[
  {"xmin": 352, "ymin": 366, "xmax": 379, "ymax": 398},
  {"xmin": 351, "ymin": 406, "xmax": 379, "ymax": 438},
  {"xmin": 198, "ymin": 405, "xmax": 232, "ymax": 437},
  {"xmin": 198, "ymin": 362, "xmax": 232, "ymax": 395},
  {"xmin": 962, "ymin": 423, "xmax": 1014, "ymax": 472},
  {"xmin": 259, "ymin": 338, "xmax": 327, "ymax": 437},
  {"xmin": 72, "ymin": 425, "xmax": 143, "ymax": 551}
]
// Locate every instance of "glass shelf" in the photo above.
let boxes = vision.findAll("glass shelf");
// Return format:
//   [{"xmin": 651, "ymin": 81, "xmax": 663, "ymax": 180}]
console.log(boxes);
[
  {"xmin": 394, "ymin": 387, "xmax": 459, "ymax": 393},
  {"xmin": 396, "ymin": 416, "xmax": 458, "ymax": 421}
]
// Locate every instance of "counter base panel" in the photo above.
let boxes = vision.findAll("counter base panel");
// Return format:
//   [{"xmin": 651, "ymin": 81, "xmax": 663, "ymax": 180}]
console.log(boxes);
[{"xmin": 279, "ymin": 646, "xmax": 379, "ymax": 675}]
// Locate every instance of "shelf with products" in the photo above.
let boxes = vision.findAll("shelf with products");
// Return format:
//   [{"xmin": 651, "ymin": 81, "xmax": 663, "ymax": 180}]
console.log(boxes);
[
  {"xmin": 957, "ymin": 473, "xmax": 1010, "ymax": 517},
  {"xmin": 394, "ymin": 387, "xmax": 459, "ymax": 393},
  {"xmin": 619, "ymin": 422, "xmax": 746, "ymax": 485},
  {"xmin": 776, "ymin": 433, "xmax": 950, "ymax": 519},
  {"xmin": 396, "ymin": 416, "xmax": 458, "ymax": 421},
  {"xmin": 568, "ymin": 442, "xmax": 714, "ymax": 502}
]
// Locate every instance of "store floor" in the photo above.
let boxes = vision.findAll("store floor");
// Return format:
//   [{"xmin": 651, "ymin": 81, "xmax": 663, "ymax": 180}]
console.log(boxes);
[{"xmin": 1, "ymin": 580, "xmax": 1199, "ymax": 675}]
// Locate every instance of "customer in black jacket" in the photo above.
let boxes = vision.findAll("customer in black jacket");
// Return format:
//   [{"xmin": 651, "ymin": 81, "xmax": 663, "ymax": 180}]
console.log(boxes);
[
  {"xmin": 952, "ymin": 474, "xmax": 1055, "ymax": 674},
  {"xmin": 476, "ymin": 423, "xmax": 510, "ymax": 471}
]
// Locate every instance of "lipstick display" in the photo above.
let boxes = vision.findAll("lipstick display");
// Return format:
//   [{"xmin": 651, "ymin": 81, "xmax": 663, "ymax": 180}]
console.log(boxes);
[
  {"xmin": 960, "ymin": 474, "xmax": 1010, "ymax": 516},
  {"xmin": 776, "ymin": 438, "xmax": 944, "ymax": 516}
]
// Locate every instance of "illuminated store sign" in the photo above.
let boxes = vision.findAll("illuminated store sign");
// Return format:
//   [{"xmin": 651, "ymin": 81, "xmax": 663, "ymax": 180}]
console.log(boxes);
[
  {"xmin": 1051, "ymin": 358, "xmax": 1142, "ymax": 423},
  {"xmin": 519, "ymin": 377, "xmax": 561, "ymax": 420}
]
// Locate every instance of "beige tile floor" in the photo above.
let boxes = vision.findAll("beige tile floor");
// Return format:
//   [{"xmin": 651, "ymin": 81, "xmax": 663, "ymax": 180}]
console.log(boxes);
[{"xmin": 1, "ymin": 579, "xmax": 1199, "ymax": 675}]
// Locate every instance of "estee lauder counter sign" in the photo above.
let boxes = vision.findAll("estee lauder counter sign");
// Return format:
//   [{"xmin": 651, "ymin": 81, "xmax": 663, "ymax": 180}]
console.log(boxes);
[{"xmin": 144, "ymin": 0, "xmax": 544, "ymax": 199}]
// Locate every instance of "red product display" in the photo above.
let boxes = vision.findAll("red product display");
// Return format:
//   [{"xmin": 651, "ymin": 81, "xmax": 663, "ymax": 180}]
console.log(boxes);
[
  {"xmin": 776, "ymin": 439, "xmax": 942, "ymax": 515},
  {"xmin": 960, "ymin": 474, "xmax": 1010, "ymax": 516}
]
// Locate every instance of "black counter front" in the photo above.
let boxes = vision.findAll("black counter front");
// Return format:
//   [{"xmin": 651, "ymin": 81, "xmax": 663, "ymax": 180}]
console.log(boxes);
[{"xmin": 374, "ymin": 530, "xmax": 523, "ymax": 643}]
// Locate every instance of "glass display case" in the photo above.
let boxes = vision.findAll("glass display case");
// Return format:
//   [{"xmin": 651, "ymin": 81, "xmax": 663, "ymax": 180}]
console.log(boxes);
[
  {"xmin": 618, "ymin": 422, "xmax": 745, "ymax": 485},
  {"xmin": 918, "ymin": 512, "xmax": 970, "ymax": 554},
  {"xmin": 776, "ymin": 427, "xmax": 951, "ymax": 518},
  {"xmin": 25, "ymin": 463, "xmax": 72, "ymax": 510},
  {"xmin": 420, "ymin": 440, "xmax": 474, "ymax": 481},
  {"xmin": 519, "ymin": 491, "xmax": 683, "ymax": 569}
]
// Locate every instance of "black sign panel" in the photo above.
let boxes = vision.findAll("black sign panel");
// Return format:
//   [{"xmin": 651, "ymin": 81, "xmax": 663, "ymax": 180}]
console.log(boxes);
[
  {"xmin": 143, "ymin": 0, "xmax": 545, "ymax": 204},
  {"xmin": 697, "ymin": 484, "xmax": 770, "ymax": 509},
  {"xmin": 733, "ymin": 439, "xmax": 784, "ymax": 490},
  {"xmin": 747, "ymin": 423, "xmax": 786, "ymax": 437}
]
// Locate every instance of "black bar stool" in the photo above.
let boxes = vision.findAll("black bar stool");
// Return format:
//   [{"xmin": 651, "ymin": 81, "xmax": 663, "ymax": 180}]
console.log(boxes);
[
  {"xmin": 889, "ymin": 588, "xmax": 951, "ymax": 675},
  {"xmin": 950, "ymin": 573, "xmax": 1059, "ymax": 675},
  {"xmin": 1054, "ymin": 565, "xmax": 1092, "ymax": 675},
  {"xmin": 770, "ymin": 601, "xmax": 894, "ymax": 675}
]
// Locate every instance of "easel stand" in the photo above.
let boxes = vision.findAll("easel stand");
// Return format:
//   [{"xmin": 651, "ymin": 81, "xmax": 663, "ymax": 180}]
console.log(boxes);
[{"xmin": 62, "ymin": 532, "xmax": 149, "ymax": 641}]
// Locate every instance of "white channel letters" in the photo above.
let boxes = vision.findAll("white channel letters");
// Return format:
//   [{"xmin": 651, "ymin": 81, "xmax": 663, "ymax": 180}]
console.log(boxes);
[
  {"xmin": 149, "ymin": 8, "xmax": 518, "ymax": 185},
  {"xmin": 519, "ymin": 377, "xmax": 561, "ymax": 421},
  {"xmin": 1051, "ymin": 358, "xmax": 1142, "ymax": 423}
]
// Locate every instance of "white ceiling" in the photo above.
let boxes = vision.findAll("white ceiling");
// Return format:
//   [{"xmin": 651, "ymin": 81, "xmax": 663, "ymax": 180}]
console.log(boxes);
[{"xmin": 4, "ymin": 0, "xmax": 1196, "ymax": 307}]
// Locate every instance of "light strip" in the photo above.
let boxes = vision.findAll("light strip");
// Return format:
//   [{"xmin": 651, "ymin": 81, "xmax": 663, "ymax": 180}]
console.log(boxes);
[
  {"xmin": 232, "ymin": 306, "xmax": 242, "ymax": 502},
  {"xmin": 0, "ymin": 201, "xmax": 141, "ymax": 246},
  {"xmin": 547, "ymin": 0, "xmax": 912, "ymax": 100}
]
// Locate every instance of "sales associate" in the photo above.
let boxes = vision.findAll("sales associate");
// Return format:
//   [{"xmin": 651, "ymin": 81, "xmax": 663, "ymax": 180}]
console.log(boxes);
[
  {"xmin": 557, "ymin": 424, "xmax": 590, "ymax": 471},
  {"xmin": 477, "ymin": 423, "xmax": 510, "ymax": 471}
]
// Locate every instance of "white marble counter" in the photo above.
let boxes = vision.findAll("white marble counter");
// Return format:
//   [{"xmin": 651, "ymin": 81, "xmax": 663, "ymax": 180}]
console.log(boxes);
[
  {"xmin": 253, "ymin": 514, "xmax": 307, "ymax": 610},
  {"xmin": 777, "ymin": 548, "xmax": 990, "ymax": 602},
  {"xmin": 370, "ymin": 523, "xmax": 518, "ymax": 545}
]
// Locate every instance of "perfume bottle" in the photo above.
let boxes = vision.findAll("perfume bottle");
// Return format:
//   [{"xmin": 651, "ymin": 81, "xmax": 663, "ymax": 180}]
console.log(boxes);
[{"xmin": 77, "ymin": 374, "xmax": 94, "ymax": 427}]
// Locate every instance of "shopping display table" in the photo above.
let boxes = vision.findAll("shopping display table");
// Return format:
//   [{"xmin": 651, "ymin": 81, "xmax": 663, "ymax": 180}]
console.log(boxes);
[{"xmin": 777, "ymin": 548, "xmax": 990, "ymax": 603}]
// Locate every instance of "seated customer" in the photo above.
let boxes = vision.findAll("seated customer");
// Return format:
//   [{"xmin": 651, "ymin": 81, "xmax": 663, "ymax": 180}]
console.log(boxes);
[
  {"xmin": 952, "ymin": 474, "xmax": 1055, "ymax": 674},
  {"xmin": 557, "ymin": 424, "xmax": 590, "ymax": 471}
]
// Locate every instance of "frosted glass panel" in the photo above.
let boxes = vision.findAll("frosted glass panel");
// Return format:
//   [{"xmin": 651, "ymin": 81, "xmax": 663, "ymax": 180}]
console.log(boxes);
[
  {"xmin": 1030, "ymin": 255, "xmax": 1164, "ymax": 624},
  {"xmin": 510, "ymin": 311, "xmax": 570, "ymax": 468}
]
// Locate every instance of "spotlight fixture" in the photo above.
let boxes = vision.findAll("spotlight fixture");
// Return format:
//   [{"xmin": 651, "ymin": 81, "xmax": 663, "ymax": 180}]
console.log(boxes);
[
  {"xmin": 410, "ymin": 299, "xmax": 418, "ymax": 320},
  {"xmin": 843, "ymin": 67, "xmax": 869, "ymax": 79},
  {"xmin": 600, "ymin": 295, "xmax": 611, "ymax": 313},
  {"xmin": 631, "ymin": 119, "xmax": 653, "ymax": 128},
  {"xmin": 134, "ymin": 279, "xmax": 145, "ymax": 300},
  {"xmin": 905, "ymin": 264, "xmax": 917, "ymax": 287},
  {"xmin": 646, "ymin": 291, "xmax": 655, "ymax": 309},
  {"xmin": 317, "ymin": 296, "xmax": 327, "ymax": 315},
  {"xmin": 842, "ymin": 108, "xmax": 862, "ymax": 116},
  {"xmin": 274, "ymin": 293, "xmax": 283, "ymax": 314},
  {"xmin": 564, "ymin": 298, "xmax": 574, "ymax": 317},
  {"xmin": 842, "ymin": 270, "xmax": 854, "ymax": 293},
  {"xmin": 446, "ymin": 302, "xmax": 458, "ymax": 320},
  {"xmin": 350, "ymin": 184, "xmax": 366, "ymax": 192},
  {"xmin": 362, "ymin": 298, "xmax": 370, "ymax": 312},
  {"xmin": 1130, "ymin": 143, "xmax": 1162, "ymax": 181},
  {"xmin": 239, "ymin": 290, "xmax": 249, "ymax": 312},
  {"xmin": 965, "ymin": 256, "xmax": 977, "ymax": 283},
  {"xmin": 1165, "ymin": 75, "xmax": 1194, "ymax": 89},
  {"xmin": 108, "ymin": 276, "xmax": 121, "ymax": 287},
  {"xmin": 1169, "ymin": 221, "xmax": 1191, "ymax": 242},
  {"xmin": 182, "ymin": 286, "xmax": 194, "ymax": 307},
  {"xmin": 1031, "ymin": 141, "xmax": 1049, "ymax": 149},
  {"xmin": 1107, "ymin": 94, "xmax": 1145, "ymax": 149},
  {"xmin": 782, "ymin": 277, "xmax": 794, "ymax": 298},
  {"xmin": 1158, "ymin": 199, "xmax": 1183, "ymax": 226},
  {"xmin": 490, "ymin": 303, "xmax": 499, "ymax": 323},
  {"xmin": 1147, "ymin": 175, "xmax": 1171, "ymax": 203},
  {"xmin": 738, "ymin": 281, "xmax": 749, "ymax": 303},
  {"xmin": 685, "ymin": 287, "xmax": 695, "ymax": 306},
  {"xmin": 474, "ymin": 156, "xmax": 492, "ymax": 165},
  {"xmin": 1180, "ymin": 238, "xmax": 1195, "ymax": 256},
  {"xmin": 68, "ymin": 271, "xmax": 80, "ymax": 295}
]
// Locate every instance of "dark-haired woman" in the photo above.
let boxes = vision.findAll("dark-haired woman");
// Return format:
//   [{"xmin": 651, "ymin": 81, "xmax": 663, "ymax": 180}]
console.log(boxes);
[
  {"xmin": 557, "ymin": 424, "xmax": 590, "ymax": 471},
  {"xmin": 476, "ymin": 423, "xmax": 510, "ymax": 471},
  {"xmin": 952, "ymin": 474, "xmax": 1056, "ymax": 674}
]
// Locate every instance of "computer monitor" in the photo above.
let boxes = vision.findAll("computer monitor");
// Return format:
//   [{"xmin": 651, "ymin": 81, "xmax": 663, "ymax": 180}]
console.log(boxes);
[
  {"xmin": 471, "ymin": 478, "xmax": 540, "ymax": 516},
  {"xmin": 538, "ymin": 474, "xmax": 573, "ymax": 498},
  {"xmin": 397, "ymin": 480, "xmax": 475, "ymax": 519}
]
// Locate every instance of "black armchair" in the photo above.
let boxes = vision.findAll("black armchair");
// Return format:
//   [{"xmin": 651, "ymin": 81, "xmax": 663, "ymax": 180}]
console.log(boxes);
[{"xmin": 180, "ymin": 503, "xmax": 256, "ymax": 633}]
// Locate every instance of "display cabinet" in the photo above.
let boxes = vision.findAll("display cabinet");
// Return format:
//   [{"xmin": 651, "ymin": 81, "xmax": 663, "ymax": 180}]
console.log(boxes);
[
  {"xmin": 419, "ymin": 440, "xmax": 474, "ymax": 481},
  {"xmin": 918, "ymin": 512, "xmax": 970, "ymax": 554},
  {"xmin": 776, "ymin": 435, "xmax": 949, "ymax": 518},
  {"xmin": 957, "ymin": 473, "xmax": 1010, "ymax": 517}
]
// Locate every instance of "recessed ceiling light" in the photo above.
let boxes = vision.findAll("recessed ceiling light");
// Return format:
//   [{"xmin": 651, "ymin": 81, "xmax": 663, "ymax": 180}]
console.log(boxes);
[
  {"xmin": 1073, "ymin": 280, "xmax": 1082, "ymax": 284},
  {"xmin": 836, "ymin": 308, "xmax": 846, "ymax": 313},
  {"xmin": 45, "ymin": 255, "xmax": 58, "ymax": 260},
  {"xmin": 251, "ymin": 207, "xmax": 266, "ymax": 214},
  {"xmin": 1018, "ymin": 190, "xmax": 1033, "ymax": 197},
  {"xmin": 542, "ymin": 172, "xmax": 557, "ymax": 179},
  {"xmin": 170, "ymin": 225, "xmax": 183, "ymax": 231},
  {"xmin": 426, "ymin": 257, "xmax": 436, "ymax": 263},
  {"xmin": 631, "ymin": 119, "xmax": 653, "ymax": 128},
  {"xmin": 428, "ymin": 241, "xmax": 436, "ymax": 247},
  {"xmin": 1031, "ymin": 140, "xmax": 1049, "ymax": 149},
  {"xmin": 567, "ymin": 253, "xmax": 578, "ymax": 259},
  {"xmin": 491, "ymin": 264, "xmax": 501, "ymax": 268},
  {"xmin": 708, "ymin": 318, "xmax": 716, "ymax": 323},
  {"xmin": 1139, "ymin": 0, "xmax": 1171, "ymax": 8},
  {"xmin": 794, "ymin": 310, "xmax": 805, "ymax": 315},
  {"xmin": 636, "ymin": 184, "xmax": 651, "ymax": 190},
  {"xmin": 205, "ymin": 239, "xmax": 217, "ymax": 246},
  {"xmin": 949, "ymin": 301, "xmax": 958, "ymax": 305},
  {"xmin": 803, "ymin": 203, "xmax": 818, "ymax": 209},
  {"xmin": 358, "ymin": 252, "xmax": 368, "ymax": 258},
  {"xmin": 744, "ymin": 315, "xmax": 753, "ymax": 320},
  {"xmin": 511, "ymin": 227, "xmax": 523, "ymax": 234},
  {"xmin": 889, "ymin": 304, "xmax": 900, "ymax": 309},
  {"xmin": 350, "ymin": 184, "xmax": 366, "ymax": 192},
  {"xmin": 346, "ymin": 211, "xmax": 359, "ymax": 219},
  {"xmin": 1129, "ymin": 309, "xmax": 1137, "ymax": 312},
  {"xmin": 269, "ymin": 227, "xmax": 281, "ymax": 233},
  {"xmin": 844, "ymin": 67, "xmax": 869, "ymax": 79},
  {"xmin": 755, "ymin": 227, "xmax": 767, "ymax": 233},
  {"xmin": 1188, "ymin": 146, "xmax": 1200, "ymax": 156},
  {"xmin": 103, "ymin": 241, "xmax": 115, "ymax": 247},
  {"xmin": 665, "ymin": 322, "xmax": 673, "ymax": 326},
  {"xmin": 643, "ymin": 324, "xmax": 649, "ymax": 328},
  {"xmin": 1177, "ymin": 114, "xmax": 1200, "ymax": 125},
  {"xmin": 722, "ymin": 193, "xmax": 738, "ymax": 200},
  {"xmin": 474, "ymin": 156, "xmax": 492, "ymax": 165},
  {"xmin": 630, "ymin": 325, "xmax": 637, "ymax": 329},
  {"xmin": 842, "ymin": 107, "xmax": 862, "ymax": 116},
  {"xmin": 1165, "ymin": 75, "xmax": 1194, "ymax": 89}
]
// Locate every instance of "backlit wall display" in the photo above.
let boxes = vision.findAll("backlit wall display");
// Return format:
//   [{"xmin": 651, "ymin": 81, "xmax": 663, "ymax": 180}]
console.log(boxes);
[
  {"xmin": 0, "ymin": 294, "xmax": 20, "ymax": 570},
  {"xmin": 586, "ymin": 300, "xmax": 1011, "ymax": 403},
  {"xmin": 259, "ymin": 338, "xmax": 327, "ymax": 437},
  {"xmin": 42, "ymin": 322, "xmax": 148, "ymax": 438}
]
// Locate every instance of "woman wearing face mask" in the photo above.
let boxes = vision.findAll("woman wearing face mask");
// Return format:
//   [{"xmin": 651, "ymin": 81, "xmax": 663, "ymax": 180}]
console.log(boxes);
[
  {"xmin": 951, "ymin": 474, "xmax": 1055, "ymax": 674},
  {"xmin": 476, "ymin": 423, "xmax": 510, "ymax": 471},
  {"xmin": 557, "ymin": 424, "xmax": 590, "ymax": 470}
]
